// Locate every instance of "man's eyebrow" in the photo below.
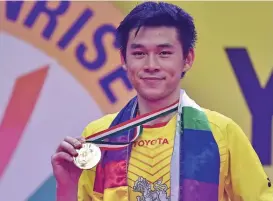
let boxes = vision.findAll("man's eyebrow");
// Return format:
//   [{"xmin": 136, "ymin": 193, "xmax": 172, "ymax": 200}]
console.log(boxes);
[
  {"xmin": 130, "ymin": 43, "xmax": 174, "ymax": 49},
  {"xmin": 130, "ymin": 43, "xmax": 144, "ymax": 49},
  {"xmin": 157, "ymin": 43, "xmax": 174, "ymax": 48}
]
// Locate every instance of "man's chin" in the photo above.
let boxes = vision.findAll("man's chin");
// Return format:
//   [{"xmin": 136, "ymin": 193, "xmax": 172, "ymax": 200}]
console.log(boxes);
[{"xmin": 138, "ymin": 90, "xmax": 165, "ymax": 101}]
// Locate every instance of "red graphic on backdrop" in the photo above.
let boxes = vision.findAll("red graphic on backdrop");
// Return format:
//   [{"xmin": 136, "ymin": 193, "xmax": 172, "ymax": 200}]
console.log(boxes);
[{"xmin": 0, "ymin": 66, "xmax": 49, "ymax": 178}]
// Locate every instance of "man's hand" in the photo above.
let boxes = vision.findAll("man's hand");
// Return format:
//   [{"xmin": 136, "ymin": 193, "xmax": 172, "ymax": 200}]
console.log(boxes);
[{"xmin": 51, "ymin": 136, "xmax": 85, "ymax": 201}]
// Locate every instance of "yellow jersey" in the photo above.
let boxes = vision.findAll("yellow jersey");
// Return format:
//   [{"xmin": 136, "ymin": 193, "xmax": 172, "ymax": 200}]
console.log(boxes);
[{"xmin": 78, "ymin": 109, "xmax": 273, "ymax": 201}]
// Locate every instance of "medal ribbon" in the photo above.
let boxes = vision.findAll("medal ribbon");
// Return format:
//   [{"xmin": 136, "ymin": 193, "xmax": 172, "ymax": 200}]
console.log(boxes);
[{"xmin": 85, "ymin": 101, "xmax": 178, "ymax": 150}]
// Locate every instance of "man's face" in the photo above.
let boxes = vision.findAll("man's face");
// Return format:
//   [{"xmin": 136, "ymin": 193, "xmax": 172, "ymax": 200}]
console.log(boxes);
[{"xmin": 124, "ymin": 26, "xmax": 191, "ymax": 101}]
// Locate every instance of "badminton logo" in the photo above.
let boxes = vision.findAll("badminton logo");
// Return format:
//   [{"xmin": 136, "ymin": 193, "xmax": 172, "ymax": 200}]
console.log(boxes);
[{"xmin": 0, "ymin": 1, "xmax": 134, "ymax": 201}]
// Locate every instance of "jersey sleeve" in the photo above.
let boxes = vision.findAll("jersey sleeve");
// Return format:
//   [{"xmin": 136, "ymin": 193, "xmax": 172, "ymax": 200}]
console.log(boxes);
[
  {"xmin": 77, "ymin": 114, "xmax": 117, "ymax": 201},
  {"xmin": 227, "ymin": 120, "xmax": 273, "ymax": 200}
]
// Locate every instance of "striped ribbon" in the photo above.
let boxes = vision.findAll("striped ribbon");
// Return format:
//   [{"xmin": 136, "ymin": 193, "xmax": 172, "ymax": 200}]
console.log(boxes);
[{"xmin": 85, "ymin": 100, "xmax": 179, "ymax": 149}]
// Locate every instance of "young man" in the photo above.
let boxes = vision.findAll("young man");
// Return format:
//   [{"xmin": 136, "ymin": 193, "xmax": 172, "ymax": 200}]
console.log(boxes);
[{"xmin": 51, "ymin": 2, "xmax": 273, "ymax": 201}]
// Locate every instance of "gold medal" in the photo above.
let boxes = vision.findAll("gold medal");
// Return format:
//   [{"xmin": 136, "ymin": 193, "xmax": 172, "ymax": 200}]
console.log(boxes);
[{"xmin": 73, "ymin": 143, "xmax": 101, "ymax": 169}]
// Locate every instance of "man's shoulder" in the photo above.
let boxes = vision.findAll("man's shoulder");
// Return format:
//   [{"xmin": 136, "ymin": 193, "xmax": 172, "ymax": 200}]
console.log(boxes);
[
  {"xmin": 82, "ymin": 113, "xmax": 118, "ymax": 138},
  {"xmin": 202, "ymin": 108, "xmax": 235, "ymax": 131},
  {"xmin": 203, "ymin": 107, "xmax": 251, "ymax": 146}
]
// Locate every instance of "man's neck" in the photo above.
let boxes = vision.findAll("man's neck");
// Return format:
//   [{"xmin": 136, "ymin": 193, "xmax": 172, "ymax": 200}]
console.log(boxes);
[{"xmin": 137, "ymin": 89, "xmax": 180, "ymax": 125}]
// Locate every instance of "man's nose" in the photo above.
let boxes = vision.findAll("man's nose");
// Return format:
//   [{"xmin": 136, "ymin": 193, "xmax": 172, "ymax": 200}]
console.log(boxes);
[{"xmin": 144, "ymin": 54, "xmax": 160, "ymax": 71}]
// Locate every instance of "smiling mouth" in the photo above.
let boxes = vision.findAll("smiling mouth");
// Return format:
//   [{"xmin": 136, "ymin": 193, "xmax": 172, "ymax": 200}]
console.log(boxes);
[{"xmin": 141, "ymin": 77, "xmax": 164, "ymax": 80}]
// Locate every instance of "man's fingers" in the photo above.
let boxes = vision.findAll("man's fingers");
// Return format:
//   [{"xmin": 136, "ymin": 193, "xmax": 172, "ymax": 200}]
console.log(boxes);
[
  {"xmin": 56, "ymin": 141, "xmax": 78, "ymax": 156},
  {"xmin": 51, "ymin": 152, "xmax": 74, "ymax": 164},
  {"xmin": 78, "ymin": 137, "xmax": 86, "ymax": 144},
  {"xmin": 64, "ymin": 136, "xmax": 83, "ymax": 149}
]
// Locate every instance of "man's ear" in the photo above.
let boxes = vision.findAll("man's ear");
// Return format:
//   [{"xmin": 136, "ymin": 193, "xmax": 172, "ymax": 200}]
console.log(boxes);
[
  {"xmin": 120, "ymin": 51, "xmax": 127, "ymax": 70},
  {"xmin": 182, "ymin": 48, "xmax": 195, "ymax": 73}
]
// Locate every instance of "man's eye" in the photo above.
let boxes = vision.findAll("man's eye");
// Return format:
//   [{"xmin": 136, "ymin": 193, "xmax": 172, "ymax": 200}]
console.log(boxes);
[
  {"xmin": 160, "ymin": 51, "xmax": 172, "ymax": 55},
  {"xmin": 132, "ymin": 52, "xmax": 145, "ymax": 56}
]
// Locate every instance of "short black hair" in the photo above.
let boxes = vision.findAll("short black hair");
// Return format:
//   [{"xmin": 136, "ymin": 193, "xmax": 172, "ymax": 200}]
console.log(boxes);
[{"xmin": 116, "ymin": 1, "xmax": 197, "ymax": 61}]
